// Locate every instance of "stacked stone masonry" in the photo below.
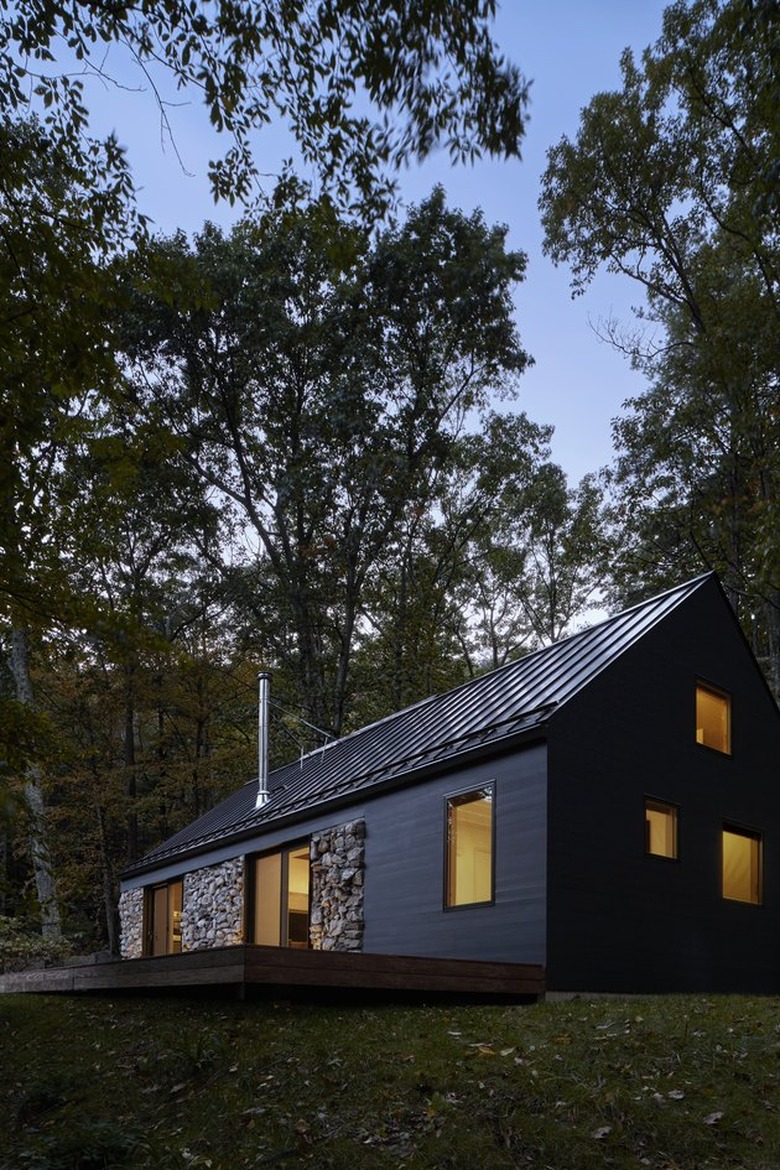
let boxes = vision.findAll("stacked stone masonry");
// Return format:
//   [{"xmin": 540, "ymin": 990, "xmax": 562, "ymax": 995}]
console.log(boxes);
[
  {"xmin": 119, "ymin": 820, "xmax": 365, "ymax": 959},
  {"xmin": 181, "ymin": 857, "xmax": 245, "ymax": 951},
  {"xmin": 118, "ymin": 887, "xmax": 144, "ymax": 959},
  {"xmin": 309, "ymin": 819, "xmax": 366, "ymax": 951}
]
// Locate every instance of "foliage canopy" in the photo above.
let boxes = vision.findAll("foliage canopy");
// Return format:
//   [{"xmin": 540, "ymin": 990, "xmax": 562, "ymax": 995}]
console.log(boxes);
[
  {"xmin": 540, "ymin": 0, "xmax": 780, "ymax": 689},
  {"xmin": 1, "ymin": 0, "xmax": 529, "ymax": 215}
]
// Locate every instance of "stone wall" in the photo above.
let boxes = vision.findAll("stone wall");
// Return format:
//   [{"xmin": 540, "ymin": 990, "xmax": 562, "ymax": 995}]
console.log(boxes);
[
  {"xmin": 119, "ymin": 821, "xmax": 366, "ymax": 960},
  {"xmin": 180, "ymin": 857, "xmax": 245, "ymax": 951},
  {"xmin": 309, "ymin": 819, "xmax": 365, "ymax": 951},
  {"xmin": 118, "ymin": 887, "xmax": 144, "ymax": 959}
]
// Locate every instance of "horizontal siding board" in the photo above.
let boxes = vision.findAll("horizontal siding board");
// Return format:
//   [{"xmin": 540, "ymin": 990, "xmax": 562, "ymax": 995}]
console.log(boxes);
[{"xmin": 362, "ymin": 745, "xmax": 547, "ymax": 965}]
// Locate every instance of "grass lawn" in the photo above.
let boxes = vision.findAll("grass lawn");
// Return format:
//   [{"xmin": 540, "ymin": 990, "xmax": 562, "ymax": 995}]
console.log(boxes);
[{"xmin": 1, "ymin": 992, "xmax": 778, "ymax": 1169}]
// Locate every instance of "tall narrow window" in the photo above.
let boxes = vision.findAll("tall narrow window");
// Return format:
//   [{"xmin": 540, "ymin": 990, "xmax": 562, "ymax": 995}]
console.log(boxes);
[
  {"xmin": 286, "ymin": 846, "xmax": 310, "ymax": 947},
  {"xmin": 254, "ymin": 852, "xmax": 283, "ymax": 946},
  {"xmin": 696, "ymin": 683, "xmax": 731, "ymax": 754},
  {"xmin": 646, "ymin": 799, "xmax": 678, "ymax": 859},
  {"xmin": 722, "ymin": 826, "xmax": 762, "ymax": 904},
  {"xmin": 446, "ymin": 787, "xmax": 494, "ymax": 908},
  {"xmin": 252, "ymin": 843, "xmax": 310, "ymax": 947},
  {"xmin": 145, "ymin": 879, "xmax": 183, "ymax": 956}
]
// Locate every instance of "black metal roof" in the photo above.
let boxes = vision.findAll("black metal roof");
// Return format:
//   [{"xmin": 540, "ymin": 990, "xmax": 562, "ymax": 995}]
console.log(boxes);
[{"xmin": 123, "ymin": 573, "xmax": 714, "ymax": 879}]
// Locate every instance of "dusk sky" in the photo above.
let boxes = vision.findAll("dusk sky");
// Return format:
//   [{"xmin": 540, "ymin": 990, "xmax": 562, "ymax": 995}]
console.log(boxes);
[{"xmin": 80, "ymin": 1, "xmax": 671, "ymax": 483}]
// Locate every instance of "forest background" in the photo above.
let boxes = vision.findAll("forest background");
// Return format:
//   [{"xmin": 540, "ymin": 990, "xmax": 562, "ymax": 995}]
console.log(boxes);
[{"xmin": 1, "ymin": 0, "xmax": 777, "ymax": 958}]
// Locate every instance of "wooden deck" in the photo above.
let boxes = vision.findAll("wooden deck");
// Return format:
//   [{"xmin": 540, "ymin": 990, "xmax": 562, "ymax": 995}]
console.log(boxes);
[{"xmin": 0, "ymin": 945, "xmax": 544, "ymax": 1001}]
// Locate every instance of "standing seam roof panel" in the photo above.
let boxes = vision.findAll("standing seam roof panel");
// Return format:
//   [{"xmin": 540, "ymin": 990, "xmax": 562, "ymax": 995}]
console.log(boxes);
[{"xmin": 123, "ymin": 574, "xmax": 714, "ymax": 876}]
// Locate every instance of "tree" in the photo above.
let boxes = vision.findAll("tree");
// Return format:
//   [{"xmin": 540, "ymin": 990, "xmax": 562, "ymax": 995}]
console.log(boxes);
[
  {"xmin": 120, "ymin": 189, "xmax": 531, "ymax": 736},
  {"xmin": 0, "ymin": 116, "xmax": 125, "ymax": 937},
  {"xmin": 443, "ymin": 432, "xmax": 608, "ymax": 671},
  {"xmin": 353, "ymin": 411, "xmax": 555, "ymax": 714},
  {"xmin": 1, "ymin": 3, "xmax": 531, "ymax": 939},
  {"xmin": 1, "ymin": 1, "xmax": 528, "ymax": 216},
  {"xmin": 539, "ymin": 0, "xmax": 780, "ymax": 691},
  {"xmin": 488, "ymin": 465, "xmax": 607, "ymax": 649}
]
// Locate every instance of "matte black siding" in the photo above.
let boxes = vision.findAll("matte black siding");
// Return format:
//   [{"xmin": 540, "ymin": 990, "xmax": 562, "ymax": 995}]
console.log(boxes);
[
  {"xmin": 362, "ymin": 744, "xmax": 547, "ymax": 964},
  {"xmin": 547, "ymin": 578, "xmax": 780, "ymax": 993}
]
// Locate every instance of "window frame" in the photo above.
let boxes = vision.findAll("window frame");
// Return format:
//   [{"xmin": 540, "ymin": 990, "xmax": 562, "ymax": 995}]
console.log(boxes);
[
  {"xmin": 695, "ymin": 680, "xmax": 732, "ymax": 756},
  {"xmin": 143, "ymin": 877, "xmax": 183, "ymax": 956},
  {"xmin": 721, "ymin": 822, "xmax": 763, "ymax": 906},
  {"xmin": 644, "ymin": 796, "xmax": 679, "ymax": 861},
  {"xmin": 443, "ymin": 782, "xmax": 496, "ymax": 911},
  {"xmin": 247, "ymin": 839, "xmax": 312, "ymax": 948}
]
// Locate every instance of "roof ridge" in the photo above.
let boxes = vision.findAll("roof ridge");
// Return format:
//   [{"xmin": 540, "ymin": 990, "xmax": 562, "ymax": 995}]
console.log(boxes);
[
  {"xmin": 404, "ymin": 571, "xmax": 716, "ymax": 704},
  {"xmin": 294, "ymin": 574, "xmax": 716, "ymax": 762}
]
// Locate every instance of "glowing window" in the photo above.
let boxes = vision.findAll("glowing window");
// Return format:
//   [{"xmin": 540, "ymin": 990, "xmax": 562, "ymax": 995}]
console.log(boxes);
[
  {"xmin": 722, "ymin": 826, "xmax": 761, "ymax": 904},
  {"xmin": 252, "ymin": 844, "xmax": 310, "ymax": 948},
  {"xmin": 696, "ymin": 684, "xmax": 731, "ymax": 754},
  {"xmin": 446, "ymin": 787, "xmax": 493, "ymax": 908},
  {"xmin": 646, "ymin": 799, "xmax": 678, "ymax": 859},
  {"xmin": 145, "ymin": 878, "xmax": 183, "ymax": 956}
]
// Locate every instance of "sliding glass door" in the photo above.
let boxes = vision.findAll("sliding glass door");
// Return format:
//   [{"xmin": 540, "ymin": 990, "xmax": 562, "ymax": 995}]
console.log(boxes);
[
  {"xmin": 146, "ymin": 879, "xmax": 183, "ymax": 955},
  {"xmin": 252, "ymin": 844, "xmax": 310, "ymax": 948}
]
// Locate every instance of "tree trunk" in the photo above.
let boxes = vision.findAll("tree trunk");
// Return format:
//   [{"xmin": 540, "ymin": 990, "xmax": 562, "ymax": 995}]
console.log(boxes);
[
  {"xmin": 124, "ymin": 662, "xmax": 139, "ymax": 862},
  {"xmin": 96, "ymin": 801, "xmax": 119, "ymax": 955},
  {"xmin": 8, "ymin": 626, "xmax": 62, "ymax": 939},
  {"xmin": 765, "ymin": 593, "xmax": 780, "ymax": 703},
  {"xmin": 0, "ymin": 828, "xmax": 6, "ymax": 915}
]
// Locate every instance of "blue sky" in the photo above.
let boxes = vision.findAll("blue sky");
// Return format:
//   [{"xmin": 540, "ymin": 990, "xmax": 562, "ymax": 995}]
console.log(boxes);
[{"xmin": 81, "ymin": 1, "xmax": 670, "ymax": 483}]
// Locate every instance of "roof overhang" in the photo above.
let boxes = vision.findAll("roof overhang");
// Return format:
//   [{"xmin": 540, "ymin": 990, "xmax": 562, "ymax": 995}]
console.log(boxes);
[{"xmin": 121, "ymin": 720, "xmax": 550, "ymax": 882}]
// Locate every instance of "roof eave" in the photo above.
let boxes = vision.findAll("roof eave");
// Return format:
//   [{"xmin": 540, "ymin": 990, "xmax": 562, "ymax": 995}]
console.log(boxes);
[{"xmin": 121, "ymin": 720, "xmax": 550, "ymax": 882}]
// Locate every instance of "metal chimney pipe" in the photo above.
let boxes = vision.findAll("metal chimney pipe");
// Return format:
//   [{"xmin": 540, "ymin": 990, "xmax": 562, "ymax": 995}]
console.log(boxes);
[{"xmin": 255, "ymin": 671, "xmax": 271, "ymax": 809}]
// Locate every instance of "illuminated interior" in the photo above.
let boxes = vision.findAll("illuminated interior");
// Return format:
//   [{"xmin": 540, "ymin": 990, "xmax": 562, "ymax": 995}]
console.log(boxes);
[
  {"xmin": 722, "ymin": 827, "xmax": 761, "ymax": 904},
  {"xmin": 254, "ymin": 851, "xmax": 282, "ymax": 945},
  {"xmin": 286, "ymin": 846, "xmax": 311, "ymax": 947},
  {"xmin": 696, "ymin": 684, "xmax": 731, "ymax": 753},
  {"xmin": 645, "ymin": 799, "xmax": 678, "ymax": 858},
  {"xmin": 253, "ymin": 844, "xmax": 310, "ymax": 947},
  {"xmin": 147, "ymin": 878, "xmax": 183, "ymax": 955},
  {"xmin": 446, "ymin": 788, "xmax": 493, "ymax": 907}
]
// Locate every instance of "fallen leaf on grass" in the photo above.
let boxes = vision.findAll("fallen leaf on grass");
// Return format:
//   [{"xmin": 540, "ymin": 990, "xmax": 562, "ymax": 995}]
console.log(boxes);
[
  {"xmin": 704, "ymin": 1111, "xmax": 724, "ymax": 1125},
  {"xmin": 593, "ymin": 1125, "xmax": 612, "ymax": 1139},
  {"xmin": 466, "ymin": 1044, "xmax": 496, "ymax": 1057}
]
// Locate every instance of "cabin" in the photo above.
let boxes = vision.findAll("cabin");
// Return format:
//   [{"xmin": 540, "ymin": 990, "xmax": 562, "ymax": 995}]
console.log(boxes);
[{"xmin": 119, "ymin": 574, "xmax": 780, "ymax": 995}]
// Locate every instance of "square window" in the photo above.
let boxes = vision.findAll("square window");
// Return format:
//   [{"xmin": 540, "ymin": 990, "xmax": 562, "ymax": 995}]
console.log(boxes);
[
  {"xmin": 446, "ymin": 787, "xmax": 494, "ymax": 908},
  {"xmin": 646, "ymin": 799, "xmax": 678, "ymax": 859},
  {"xmin": 696, "ymin": 683, "xmax": 731, "ymax": 754},
  {"xmin": 722, "ymin": 826, "xmax": 761, "ymax": 904}
]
